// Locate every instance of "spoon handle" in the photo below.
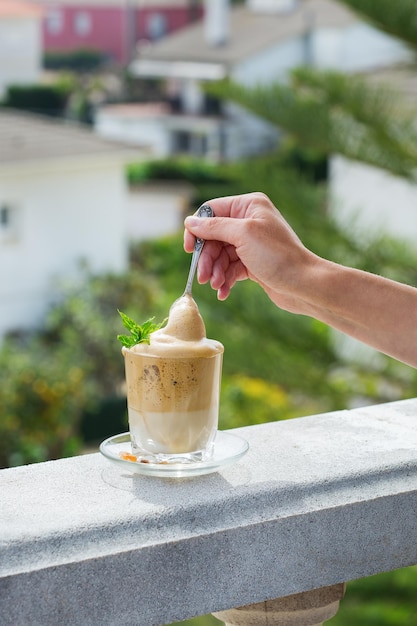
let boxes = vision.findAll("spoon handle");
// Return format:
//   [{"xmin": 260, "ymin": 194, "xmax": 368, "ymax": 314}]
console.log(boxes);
[{"xmin": 184, "ymin": 204, "xmax": 214, "ymax": 295}]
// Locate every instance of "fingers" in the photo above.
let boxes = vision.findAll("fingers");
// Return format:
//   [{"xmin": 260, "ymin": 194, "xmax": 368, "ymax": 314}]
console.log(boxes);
[
  {"xmin": 184, "ymin": 192, "xmax": 275, "ymax": 248},
  {"xmin": 206, "ymin": 192, "xmax": 270, "ymax": 218},
  {"xmin": 196, "ymin": 240, "xmax": 225, "ymax": 284},
  {"xmin": 215, "ymin": 258, "xmax": 246, "ymax": 301},
  {"xmin": 197, "ymin": 241, "xmax": 247, "ymax": 300}
]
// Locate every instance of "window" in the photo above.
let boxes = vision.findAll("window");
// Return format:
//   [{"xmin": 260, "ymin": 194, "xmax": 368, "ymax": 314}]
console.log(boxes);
[
  {"xmin": 46, "ymin": 9, "xmax": 64, "ymax": 35},
  {"xmin": 74, "ymin": 11, "xmax": 92, "ymax": 37},
  {"xmin": 0, "ymin": 204, "xmax": 19, "ymax": 243},
  {"xmin": 146, "ymin": 13, "xmax": 167, "ymax": 41},
  {"xmin": 172, "ymin": 131, "xmax": 207, "ymax": 157},
  {"xmin": 0, "ymin": 206, "xmax": 9, "ymax": 227}
]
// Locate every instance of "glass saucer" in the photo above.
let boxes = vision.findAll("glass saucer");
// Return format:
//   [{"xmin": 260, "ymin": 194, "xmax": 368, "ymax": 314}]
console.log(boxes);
[{"xmin": 99, "ymin": 431, "xmax": 249, "ymax": 478}]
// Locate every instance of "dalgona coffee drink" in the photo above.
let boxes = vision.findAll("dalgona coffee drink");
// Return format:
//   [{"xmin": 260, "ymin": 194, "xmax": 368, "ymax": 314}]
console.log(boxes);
[{"xmin": 122, "ymin": 294, "xmax": 223, "ymax": 462}]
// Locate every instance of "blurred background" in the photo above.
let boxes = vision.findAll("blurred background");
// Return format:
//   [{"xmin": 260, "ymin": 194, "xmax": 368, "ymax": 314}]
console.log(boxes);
[{"xmin": 1, "ymin": 0, "xmax": 417, "ymax": 623}]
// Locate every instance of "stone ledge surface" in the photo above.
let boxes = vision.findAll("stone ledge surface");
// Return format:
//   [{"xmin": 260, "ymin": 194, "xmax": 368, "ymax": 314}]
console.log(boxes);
[{"xmin": 1, "ymin": 398, "xmax": 417, "ymax": 626}]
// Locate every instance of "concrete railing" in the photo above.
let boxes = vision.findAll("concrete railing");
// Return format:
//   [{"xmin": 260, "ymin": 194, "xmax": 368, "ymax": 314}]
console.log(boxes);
[{"xmin": 1, "ymin": 398, "xmax": 417, "ymax": 626}]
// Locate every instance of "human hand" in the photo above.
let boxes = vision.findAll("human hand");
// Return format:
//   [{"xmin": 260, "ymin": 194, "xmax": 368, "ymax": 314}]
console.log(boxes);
[{"xmin": 184, "ymin": 192, "xmax": 317, "ymax": 310}]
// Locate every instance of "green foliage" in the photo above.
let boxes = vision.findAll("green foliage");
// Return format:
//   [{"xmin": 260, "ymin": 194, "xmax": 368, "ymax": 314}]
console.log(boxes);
[
  {"xmin": 329, "ymin": 566, "xmax": 417, "ymax": 625},
  {"xmin": 43, "ymin": 48, "xmax": 108, "ymax": 71},
  {"xmin": 1, "ymin": 84, "xmax": 70, "ymax": 117},
  {"xmin": 117, "ymin": 311, "xmax": 167, "ymax": 347},
  {"xmin": 0, "ymin": 335, "xmax": 89, "ymax": 468},
  {"xmin": 337, "ymin": 0, "xmax": 417, "ymax": 50},
  {"xmin": 5, "ymin": 197, "xmax": 415, "ymax": 468},
  {"xmin": 206, "ymin": 69, "xmax": 417, "ymax": 180},
  {"xmin": 220, "ymin": 374, "xmax": 321, "ymax": 429},
  {"xmin": 0, "ymin": 269, "xmax": 164, "ymax": 466},
  {"xmin": 43, "ymin": 270, "xmax": 163, "ymax": 397},
  {"xmin": 127, "ymin": 156, "xmax": 237, "ymax": 186},
  {"xmin": 3, "ymin": 146, "xmax": 417, "ymax": 465}
]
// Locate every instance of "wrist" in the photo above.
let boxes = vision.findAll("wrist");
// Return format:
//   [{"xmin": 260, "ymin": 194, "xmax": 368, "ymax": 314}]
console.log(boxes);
[{"xmin": 289, "ymin": 255, "xmax": 344, "ymax": 318}]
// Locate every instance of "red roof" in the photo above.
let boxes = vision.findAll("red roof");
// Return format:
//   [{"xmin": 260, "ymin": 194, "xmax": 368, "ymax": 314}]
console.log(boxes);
[{"xmin": 0, "ymin": 1, "xmax": 43, "ymax": 18}]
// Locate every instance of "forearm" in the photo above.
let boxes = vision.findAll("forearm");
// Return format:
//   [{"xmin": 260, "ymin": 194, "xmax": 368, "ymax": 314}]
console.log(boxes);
[{"xmin": 298, "ymin": 258, "xmax": 417, "ymax": 367}]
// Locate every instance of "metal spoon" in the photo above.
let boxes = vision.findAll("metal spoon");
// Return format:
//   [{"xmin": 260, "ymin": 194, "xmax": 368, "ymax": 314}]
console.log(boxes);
[{"xmin": 184, "ymin": 204, "xmax": 214, "ymax": 295}]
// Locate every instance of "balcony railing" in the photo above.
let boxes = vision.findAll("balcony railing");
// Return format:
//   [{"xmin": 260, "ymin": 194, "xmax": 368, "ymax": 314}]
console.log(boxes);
[{"xmin": 1, "ymin": 398, "xmax": 417, "ymax": 626}]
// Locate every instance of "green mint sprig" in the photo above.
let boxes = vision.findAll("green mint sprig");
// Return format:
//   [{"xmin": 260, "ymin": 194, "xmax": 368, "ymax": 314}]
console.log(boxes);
[{"xmin": 117, "ymin": 310, "xmax": 167, "ymax": 347}]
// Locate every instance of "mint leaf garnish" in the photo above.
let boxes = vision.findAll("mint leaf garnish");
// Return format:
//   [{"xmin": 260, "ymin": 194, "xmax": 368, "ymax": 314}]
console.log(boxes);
[{"xmin": 117, "ymin": 310, "xmax": 167, "ymax": 347}]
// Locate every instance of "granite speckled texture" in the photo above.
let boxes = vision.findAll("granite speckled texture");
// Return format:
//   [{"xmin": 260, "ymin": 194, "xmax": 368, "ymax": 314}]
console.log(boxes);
[{"xmin": 1, "ymin": 398, "xmax": 417, "ymax": 626}]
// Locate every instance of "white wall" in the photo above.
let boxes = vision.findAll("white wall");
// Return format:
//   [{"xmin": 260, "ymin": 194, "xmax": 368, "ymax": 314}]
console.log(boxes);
[
  {"xmin": 127, "ymin": 183, "xmax": 193, "ymax": 241},
  {"xmin": 330, "ymin": 155, "xmax": 417, "ymax": 244},
  {"xmin": 340, "ymin": 24, "xmax": 411, "ymax": 73},
  {"xmin": 233, "ymin": 37, "xmax": 305, "ymax": 86},
  {"xmin": 233, "ymin": 22, "xmax": 411, "ymax": 88},
  {"xmin": 95, "ymin": 108, "xmax": 171, "ymax": 156},
  {"xmin": 0, "ymin": 16, "xmax": 42, "ymax": 97},
  {"xmin": 312, "ymin": 23, "xmax": 411, "ymax": 72},
  {"xmin": 96, "ymin": 106, "xmax": 229, "ymax": 161},
  {"xmin": 0, "ymin": 158, "xmax": 129, "ymax": 337},
  {"xmin": 224, "ymin": 40, "xmax": 301, "ymax": 159},
  {"xmin": 182, "ymin": 78, "xmax": 204, "ymax": 115}
]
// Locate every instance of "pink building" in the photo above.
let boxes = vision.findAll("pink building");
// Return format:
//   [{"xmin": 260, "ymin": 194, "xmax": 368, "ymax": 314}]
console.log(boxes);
[{"xmin": 33, "ymin": 0, "xmax": 203, "ymax": 65}]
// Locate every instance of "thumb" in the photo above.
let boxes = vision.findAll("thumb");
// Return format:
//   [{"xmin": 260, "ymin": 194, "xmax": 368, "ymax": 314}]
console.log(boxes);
[{"xmin": 184, "ymin": 215, "xmax": 239, "ymax": 245}]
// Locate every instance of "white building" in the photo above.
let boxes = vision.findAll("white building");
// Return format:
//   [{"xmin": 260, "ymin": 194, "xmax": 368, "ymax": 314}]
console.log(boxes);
[
  {"xmin": 95, "ymin": 0, "xmax": 411, "ymax": 162},
  {"xmin": 0, "ymin": 109, "xmax": 143, "ymax": 339},
  {"xmin": 330, "ymin": 65, "xmax": 417, "ymax": 245},
  {"xmin": 128, "ymin": 180, "xmax": 195, "ymax": 241},
  {"xmin": 0, "ymin": 1, "xmax": 43, "ymax": 98},
  {"xmin": 331, "ymin": 156, "xmax": 417, "ymax": 246}
]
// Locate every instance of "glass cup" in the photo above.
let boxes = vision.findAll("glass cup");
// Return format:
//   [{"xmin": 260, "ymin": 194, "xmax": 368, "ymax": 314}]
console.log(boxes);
[{"xmin": 122, "ymin": 346, "xmax": 223, "ymax": 463}]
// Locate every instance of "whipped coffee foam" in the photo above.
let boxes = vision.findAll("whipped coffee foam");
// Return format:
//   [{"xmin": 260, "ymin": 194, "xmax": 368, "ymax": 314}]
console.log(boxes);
[{"xmin": 131, "ymin": 294, "xmax": 223, "ymax": 357}]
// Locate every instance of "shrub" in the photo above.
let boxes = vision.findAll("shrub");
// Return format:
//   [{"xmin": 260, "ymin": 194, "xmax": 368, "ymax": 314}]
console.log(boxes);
[
  {"xmin": 43, "ymin": 49, "xmax": 108, "ymax": 71},
  {"xmin": 220, "ymin": 374, "xmax": 321, "ymax": 429},
  {"xmin": 2, "ymin": 84, "xmax": 70, "ymax": 117},
  {"xmin": 127, "ymin": 157, "xmax": 237, "ymax": 186},
  {"xmin": 0, "ymin": 269, "xmax": 163, "ymax": 466},
  {"xmin": 0, "ymin": 336, "xmax": 90, "ymax": 468}
]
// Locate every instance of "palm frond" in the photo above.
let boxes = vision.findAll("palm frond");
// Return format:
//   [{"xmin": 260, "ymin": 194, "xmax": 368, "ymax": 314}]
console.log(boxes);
[
  {"xmin": 206, "ymin": 68, "xmax": 417, "ymax": 180},
  {"xmin": 337, "ymin": 0, "xmax": 417, "ymax": 50}
]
